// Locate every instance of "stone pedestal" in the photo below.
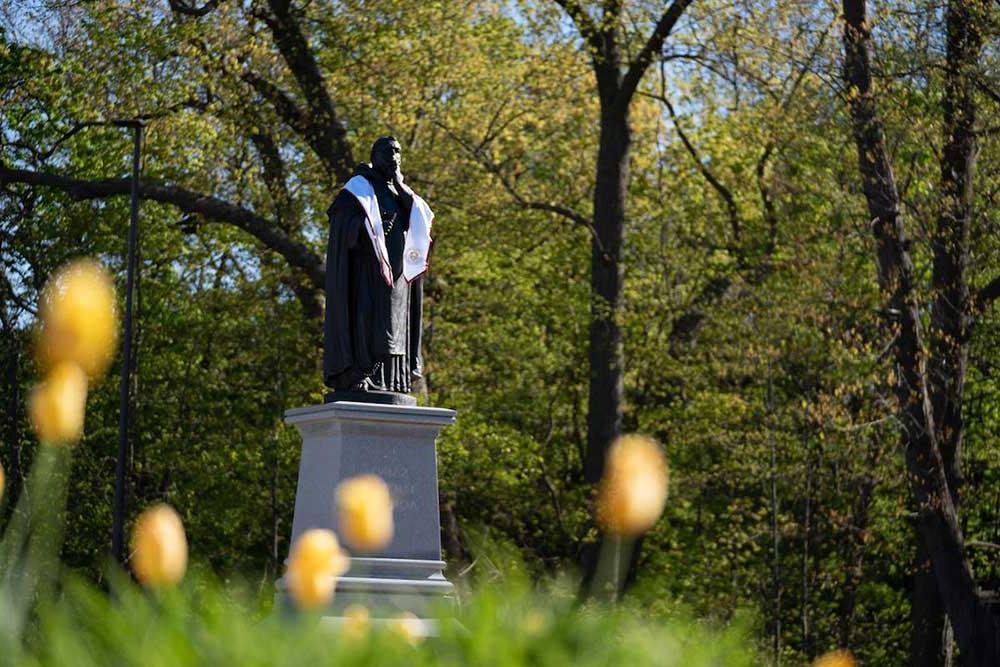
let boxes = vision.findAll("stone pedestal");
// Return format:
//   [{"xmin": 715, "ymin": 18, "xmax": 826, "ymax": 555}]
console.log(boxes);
[{"xmin": 276, "ymin": 401, "xmax": 456, "ymax": 619}]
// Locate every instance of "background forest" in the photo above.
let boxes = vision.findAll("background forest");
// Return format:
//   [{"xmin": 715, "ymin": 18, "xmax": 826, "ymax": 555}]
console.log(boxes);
[{"xmin": 3, "ymin": 0, "xmax": 1000, "ymax": 664}]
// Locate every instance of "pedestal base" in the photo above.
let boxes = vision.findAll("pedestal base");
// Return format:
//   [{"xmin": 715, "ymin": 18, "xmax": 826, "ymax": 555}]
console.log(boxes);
[
  {"xmin": 281, "ymin": 401, "xmax": 456, "ymax": 620},
  {"xmin": 275, "ymin": 557, "xmax": 453, "ymax": 618}
]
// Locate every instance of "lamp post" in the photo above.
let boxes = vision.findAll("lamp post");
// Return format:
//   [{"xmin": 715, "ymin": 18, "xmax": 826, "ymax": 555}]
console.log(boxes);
[{"xmin": 109, "ymin": 119, "xmax": 144, "ymax": 566}]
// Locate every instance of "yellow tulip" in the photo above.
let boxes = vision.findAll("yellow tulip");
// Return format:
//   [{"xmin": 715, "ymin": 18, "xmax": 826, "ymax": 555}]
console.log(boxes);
[
  {"xmin": 520, "ymin": 610, "xmax": 549, "ymax": 635},
  {"xmin": 28, "ymin": 362, "xmax": 88, "ymax": 445},
  {"xmin": 813, "ymin": 650, "xmax": 856, "ymax": 667},
  {"xmin": 340, "ymin": 604, "xmax": 370, "ymax": 640},
  {"xmin": 335, "ymin": 475, "xmax": 394, "ymax": 553},
  {"xmin": 0, "ymin": 463, "xmax": 5, "ymax": 499},
  {"xmin": 285, "ymin": 529, "xmax": 349, "ymax": 610},
  {"xmin": 37, "ymin": 258, "xmax": 118, "ymax": 380},
  {"xmin": 596, "ymin": 434, "xmax": 669, "ymax": 537},
  {"xmin": 131, "ymin": 503, "xmax": 188, "ymax": 589},
  {"xmin": 390, "ymin": 611, "xmax": 424, "ymax": 646}
]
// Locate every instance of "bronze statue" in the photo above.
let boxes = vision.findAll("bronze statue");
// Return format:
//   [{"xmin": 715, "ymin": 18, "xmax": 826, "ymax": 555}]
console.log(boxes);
[{"xmin": 324, "ymin": 137, "xmax": 433, "ymax": 404}]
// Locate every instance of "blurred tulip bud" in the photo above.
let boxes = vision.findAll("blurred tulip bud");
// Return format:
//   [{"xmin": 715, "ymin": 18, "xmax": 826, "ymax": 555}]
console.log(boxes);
[
  {"xmin": 520, "ymin": 610, "xmax": 549, "ymax": 635},
  {"xmin": 0, "ymin": 463, "xmax": 5, "ymax": 499},
  {"xmin": 596, "ymin": 434, "xmax": 669, "ymax": 537},
  {"xmin": 390, "ymin": 612, "xmax": 424, "ymax": 645},
  {"xmin": 28, "ymin": 361, "xmax": 88, "ymax": 445},
  {"xmin": 335, "ymin": 474, "xmax": 393, "ymax": 553},
  {"xmin": 813, "ymin": 650, "xmax": 856, "ymax": 667},
  {"xmin": 341, "ymin": 604, "xmax": 370, "ymax": 640},
  {"xmin": 37, "ymin": 258, "xmax": 118, "ymax": 380},
  {"xmin": 131, "ymin": 503, "xmax": 188, "ymax": 589},
  {"xmin": 285, "ymin": 529, "xmax": 349, "ymax": 610}
]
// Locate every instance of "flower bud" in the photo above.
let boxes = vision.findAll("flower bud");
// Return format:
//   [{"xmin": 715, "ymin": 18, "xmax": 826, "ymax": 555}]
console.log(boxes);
[
  {"xmin": 36, "ymin": 258, "xmax": 118, "ymax": 380},
  {"xmin": 335, "ymin": 475, "xmax": 393, "ymax": 553},
  {"xmin": 813, "ymin": 650, "xmax": 856, "ymax": 667},
  {"xmin": 596, "ymin": 434, "xmax": 669, "ymax": 537},
  {"xmin": 390, "ymin": 611, "xmax": 424, "ymax": 645},
  {"xmin": 285, "ymin": 529, "xmax": 349, "ymax": 610},
  {"xmin": 131, "ymin": 503, "xmax": 188, "ymax": 589},
  {"xmin": 341, "ymin": 604, "xmax": 370, "ymax": 640},
  {"xmin": 28, "ymin": 362, "xmax": 88, "ymax": 445}
]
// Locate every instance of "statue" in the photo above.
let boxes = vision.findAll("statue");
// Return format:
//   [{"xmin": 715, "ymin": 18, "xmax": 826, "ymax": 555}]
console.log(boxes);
[{"xmin": 323, "ymin": 136, "xmax": 433, "ymax": 404}]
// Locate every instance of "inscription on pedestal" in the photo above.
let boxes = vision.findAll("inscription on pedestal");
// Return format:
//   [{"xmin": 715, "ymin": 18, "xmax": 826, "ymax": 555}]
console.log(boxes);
[{"xmin": 380, "ymin": 463, "xmax": 418, "ymax": 513}]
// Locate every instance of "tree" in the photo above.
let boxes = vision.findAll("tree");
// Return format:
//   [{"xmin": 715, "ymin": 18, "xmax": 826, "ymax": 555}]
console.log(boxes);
[
  {"xmin": 546, "ymin": 0, "xmax": 692, "ymax": 484},
  {"xmin": 841, "ymin": 0, "xmax": 1000, "ymax": 663}
]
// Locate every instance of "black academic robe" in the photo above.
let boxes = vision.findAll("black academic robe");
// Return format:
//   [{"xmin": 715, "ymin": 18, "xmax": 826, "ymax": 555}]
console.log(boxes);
[{"xmin": 323, "ymin": 167, "xmax": 423, "ymax": 392}]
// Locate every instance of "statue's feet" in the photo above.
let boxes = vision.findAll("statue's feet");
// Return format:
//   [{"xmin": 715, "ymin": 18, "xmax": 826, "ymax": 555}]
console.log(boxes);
[{"xmin": 350, "ymin": 378, "xmax": 374, "ymax": 392}]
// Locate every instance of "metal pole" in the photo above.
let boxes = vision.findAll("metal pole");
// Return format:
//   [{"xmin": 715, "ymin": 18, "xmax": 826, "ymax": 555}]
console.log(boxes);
[{"xmin": 112, "ymin": 121, "xmax": 143, "ymax": 566}]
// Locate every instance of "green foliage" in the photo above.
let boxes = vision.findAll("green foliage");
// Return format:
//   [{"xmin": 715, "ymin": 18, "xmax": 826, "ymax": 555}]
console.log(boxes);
[{"xmin": 0, "ymin": 570, "xmax": 752, "ymax": 667}]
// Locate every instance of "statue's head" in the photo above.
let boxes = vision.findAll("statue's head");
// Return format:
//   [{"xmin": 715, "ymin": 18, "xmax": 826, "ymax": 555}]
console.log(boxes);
[{"xmin": 370, "ymin": 136, "xmax": 401, "ymax": 180}]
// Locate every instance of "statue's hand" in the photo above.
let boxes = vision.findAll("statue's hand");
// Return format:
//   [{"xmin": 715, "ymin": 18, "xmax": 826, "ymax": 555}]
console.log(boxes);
[{"xmin": 392, "ymin": 168, "xmax": 414, "ymax": 200}]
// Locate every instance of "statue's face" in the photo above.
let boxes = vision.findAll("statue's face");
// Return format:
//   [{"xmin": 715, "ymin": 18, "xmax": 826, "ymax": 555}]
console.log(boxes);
[{"xmin": 372, "ymin": 138, "xmax": 402, "ymax": 179}]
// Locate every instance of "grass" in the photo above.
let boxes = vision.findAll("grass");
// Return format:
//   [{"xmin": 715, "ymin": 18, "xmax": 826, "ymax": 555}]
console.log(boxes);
[{"xmin": 1, "ymin": 567, "xmax": 755, "ymax": 666}]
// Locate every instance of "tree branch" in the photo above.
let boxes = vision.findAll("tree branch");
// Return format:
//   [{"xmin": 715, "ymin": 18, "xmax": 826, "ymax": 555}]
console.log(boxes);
[
  {"xmin": 249, "ymin": 131, "xmax": 295, "ymax": 232},
  {"xmin": 756, "ymin": 142, "xmax": 777, "ymax": 258},
  {"xmin": 973, "ymin": 274, "xmax": 1000, "ymax": 314},
  {"xmin": 168, "ymin": 0, "xmax": 220, "ymax": 17},
  {"xmin": 433, "ymin": 119, "xmax": 608, "ymax": 260},
  {"xmin": 242, "ymin": 72, "xmax": 312, "ymax": 141},
  {"xmin": 619, "ymin": 0, "xmax": 693, "ymax": 105},
  {"xmin": 262, "ymin": 0, "xmax": 353, "ymax": 183},
  {"xmin": 552, "ymin": 0, "xmax": 604, "ymax": 57},
  {"xmin": 7, "ymin": 98, "xmax": 208, "ymax": 164},
  {"xmin": 648, "ymin": 21, "xmax": 827, "ymax": 350},
  {"xmin": 643, "ymin": 87, "xmax": 740, "ymax": 244},
  {"xmin": 0, "ymin": 167, "xmax": 324, "ymax": 289},
  {"xmin": 247, "ymin": 132, "xmax": 321, "ymax": 317},
  {"xmin": 602, "ymin": 0, "xmax": 623, "ymax": 23},
  {"xmin": 966, "ymin": 540, "xmax": 1000, "ymax": 551}
]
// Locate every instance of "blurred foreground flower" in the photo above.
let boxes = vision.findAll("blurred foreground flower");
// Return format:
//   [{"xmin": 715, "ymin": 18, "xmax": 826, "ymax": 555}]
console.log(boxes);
[
  {"xmin": 0, "ymin": 463, "xmax": 4, "ymax": 499},
  {"xmin": 341, "ymin": 604, "xmax": 370, "ymax": 640},
  {"xmin": 28, "ymin": 361, "xmax": 88, "ymax": 445},
  {"xmin": 520, "ymin": 610, "xmax": 549, "ymax": 635},
  {"xmin": 813, "ymin": 650, "xmax": 856, "ymax": 667},
  {"xmin": 36, "ymin": 258, "xmax": 118, "ymax": 380},
  {"xmin": 390, "ymin": 611, "xmax": 424, "ymax": 646},
  {"xmin": 131, "ymin": 503, "xmax": 188, "ymax": 589},
  {"xmin": 286, "ymin": 529, "xmax": 349, "ymax": 610},
  {"xmin": 596, "ymin": 434, "xmax": 669, "ymax": 536},
  {"xmin": 336, "ymin": 474, "xmax": 393, "ymax": 553}
]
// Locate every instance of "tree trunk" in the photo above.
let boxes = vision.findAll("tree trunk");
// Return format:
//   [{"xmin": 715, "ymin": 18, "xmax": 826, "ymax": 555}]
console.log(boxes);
[
  {"xmin": 912, "ymin": 543, "xmax": 950, "ymax": 667},
  {"xmin": 583, "ymin": 102, "xmax": 629, "ymax": 484},
  {"xmin": 2, "ymin": 318, "xmax": 23, "ymax": 503},
  {"xmin": 918, "ymin": 2, "xmax": 980, "ymax": 663},
  {"xmin": 930, "ymin": 0, "xmax": 979, "ymax": 513},
  {"xmin": 841, "ymin": 2, "xmax": 1000, "ymax": 663},
  {"xmin": 579, "ymin": 81, "xmax": 630, "ymax": 599}
]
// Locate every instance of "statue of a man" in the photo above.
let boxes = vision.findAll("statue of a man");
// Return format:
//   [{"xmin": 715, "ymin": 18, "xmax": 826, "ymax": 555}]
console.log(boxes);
[{"xmin": 323, "ymin": 136, "xmax": 433, "ymax": 401}]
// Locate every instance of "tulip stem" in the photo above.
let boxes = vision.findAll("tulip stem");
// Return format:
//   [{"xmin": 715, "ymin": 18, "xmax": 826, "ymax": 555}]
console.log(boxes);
[
  {"xmin": 611, "ymin": 536, "xmax": 621, "ymax": 602},
  {"xmin": 589, "ymin": 534, "xmax": 633, "ymax": 603},
  {"xmin": 0, "ymin": 445, "xmax": 71, "ymax": 641}
]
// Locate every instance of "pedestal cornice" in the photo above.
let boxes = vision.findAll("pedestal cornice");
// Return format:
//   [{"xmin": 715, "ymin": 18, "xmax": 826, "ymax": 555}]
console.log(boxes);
[{"xmin": 285, "ymin": 401, "xmax": 456, "ymax": 427}]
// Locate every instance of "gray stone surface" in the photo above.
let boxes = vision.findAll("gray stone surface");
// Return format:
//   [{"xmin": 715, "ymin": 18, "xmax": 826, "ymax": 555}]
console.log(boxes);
[
  {"xmin": 280, "ymin": 401, "xmax": 456, "ymax": 617},
  {"xmin": 324, "ymin": 389, "xmax": 417, "ymax": 406}
]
